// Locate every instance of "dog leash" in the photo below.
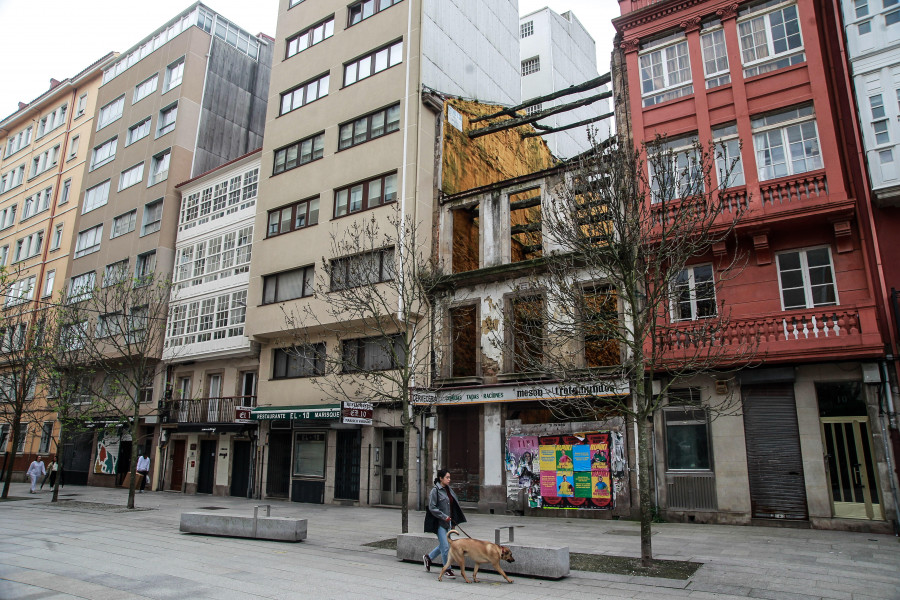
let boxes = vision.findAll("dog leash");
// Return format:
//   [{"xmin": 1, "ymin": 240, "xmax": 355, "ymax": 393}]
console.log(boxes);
[{"xmin": 451, "ymin": 522, "xmax": 473, "ymax": 539}]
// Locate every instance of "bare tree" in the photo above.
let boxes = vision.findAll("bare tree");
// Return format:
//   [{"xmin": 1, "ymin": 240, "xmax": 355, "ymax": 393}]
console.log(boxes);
[
  {"xmin": 281, "ymin": 207, "xmax": 445, "ymax": 533},
  {"xmin": 56, "ymin": 269, "xmax": 174, "ymax": 509},
  {"xmin": 493, "ymin": 134, "xmax": 754, "ymax": 565}
]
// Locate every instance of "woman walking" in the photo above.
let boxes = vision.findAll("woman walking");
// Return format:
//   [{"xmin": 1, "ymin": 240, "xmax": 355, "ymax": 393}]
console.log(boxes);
[{"xmin": 423, "ymin": 469, "xmax": 466, "ymax": 578}]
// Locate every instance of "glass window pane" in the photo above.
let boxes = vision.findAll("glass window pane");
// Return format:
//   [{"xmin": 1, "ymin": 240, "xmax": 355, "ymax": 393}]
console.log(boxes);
[
  {"xmin": 358, "ymin": 56, "xmax": 372, "ymax": 79},
  {"xmin": 374, "ymin": 48, "xmax": 389, "ymax": 72},
  {"xmin": 368, "ymin": 179, "xmax": 382, "ymax": 207},
  {"xmin": 371, "ymin": 112, "xmax": 385, "ymax": 137},
  {"xmin": 309, "ymin": 199, "xmax": 319, "ymax": 225},
  {"xmin": 349, "ymin": 184, "xmax": 364, "ymax": 212},
  {"xmin": 666, "ymin": 422, "xmax": 710, "ymax": 469},
  {"xmin": 295, "ymin": 202, "xmax": 308, "ymax": 229}
]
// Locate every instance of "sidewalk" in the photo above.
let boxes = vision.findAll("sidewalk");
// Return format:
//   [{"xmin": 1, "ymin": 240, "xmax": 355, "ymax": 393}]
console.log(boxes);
[{"xmin": 0, "ymin": 483, "xmax": 897, "ymax": 600}]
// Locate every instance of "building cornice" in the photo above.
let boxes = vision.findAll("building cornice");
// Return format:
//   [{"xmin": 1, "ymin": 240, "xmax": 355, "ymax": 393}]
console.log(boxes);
[{"xmin": 613, "ymin": 0, "xmax": 707, "ymax": 32}]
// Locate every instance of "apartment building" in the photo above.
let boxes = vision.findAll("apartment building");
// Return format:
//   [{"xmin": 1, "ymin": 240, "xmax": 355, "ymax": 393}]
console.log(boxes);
[
  {"xmin": 158, "ymin": 149, "xmax": 260, "ymax": 496},
  {"xmin": 615, "ymin": 0, "xmax": 896, "ymax": 531},
  {"xmin": 0, "ymin": 54, "xmax": 115, "ymax": 483},
  {"xmin": 519, "ymin": 7, "xmax": 610, "ymax": 158},
  {"xmin": 246, "ymin": 0, "xmax": 521, "ymax": 505},
  {"xmin": 64, "ymin": 3, "xmax": 271, "ymax": 488}
]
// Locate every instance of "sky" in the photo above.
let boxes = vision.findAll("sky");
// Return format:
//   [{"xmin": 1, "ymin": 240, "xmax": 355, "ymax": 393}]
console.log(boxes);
[{"xmin": 0, "ymin": 0, "xmax": 620, "ymax": 120}]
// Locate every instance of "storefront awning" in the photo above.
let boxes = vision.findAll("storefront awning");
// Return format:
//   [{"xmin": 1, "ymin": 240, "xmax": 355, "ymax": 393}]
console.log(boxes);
[{"xmin": 251, "ymin": 404, "xmax": 341, "ymax": 421}]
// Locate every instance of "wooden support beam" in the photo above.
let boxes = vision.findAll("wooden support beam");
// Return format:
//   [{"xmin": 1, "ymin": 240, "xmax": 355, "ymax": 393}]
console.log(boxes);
[
  {"xmin": 522, "ymin": 112, "xmax": 615, "ymax": 138},
  {"xmin": 509, "ymin": 196, "xmax": 542, "ymax": 211},
  {"xmin": 468, "ymin": 90, "xmax": 612, "ymax": 139},
  {"xmin": 470, "ymin": 73, "xmax": 612, "ymax": 123}
]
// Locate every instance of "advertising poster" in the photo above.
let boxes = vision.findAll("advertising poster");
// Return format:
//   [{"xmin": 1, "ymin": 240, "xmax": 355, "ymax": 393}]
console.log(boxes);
[
  {"xmin": 94, "ymin": 433, "xmax": 120, "ymax": 475},
  {"xmin": 539, "ymin": 432, "xmax": 613, "ymax": 510},
  {"xmin": 505, "ymin": 436, "xmax": 540, "ymax": 507}
]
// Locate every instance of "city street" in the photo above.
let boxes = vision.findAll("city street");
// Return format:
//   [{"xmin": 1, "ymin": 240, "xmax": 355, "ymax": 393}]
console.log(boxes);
[{"xmin": 0, "ymin": 483, "xmax": 897, "ymax": 599}]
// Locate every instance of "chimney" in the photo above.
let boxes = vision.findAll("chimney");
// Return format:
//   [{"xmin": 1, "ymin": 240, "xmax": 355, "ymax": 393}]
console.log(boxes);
[
  {"xmin": 18, "ymin": 102, "xmax": 28, "ymax": 110},
  {"xmin": 49, "ymin": 78, "xmax": 61, "ymax": 89}
]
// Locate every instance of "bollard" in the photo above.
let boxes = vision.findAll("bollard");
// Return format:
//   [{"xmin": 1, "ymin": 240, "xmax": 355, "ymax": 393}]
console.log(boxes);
[
  {"xmin": 494, "ymin": 526, "xmax": 514, "ymax": 545},
  {"xmin": 253, "ymin": 504, "xmax": 271, "ymax": 538}
]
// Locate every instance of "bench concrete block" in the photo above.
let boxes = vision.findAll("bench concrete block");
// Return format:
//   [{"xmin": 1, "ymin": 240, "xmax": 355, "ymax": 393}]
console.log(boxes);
[
  {"xmin": 179, "ymin": 512, "xmax": 307, "ymax": 542},
  {"xmin": 396, "ymin": 533, "xmax": 569, "ymax": 579}
]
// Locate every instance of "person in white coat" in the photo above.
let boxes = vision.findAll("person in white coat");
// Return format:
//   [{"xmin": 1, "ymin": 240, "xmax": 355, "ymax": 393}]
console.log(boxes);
[{"xmin": 27, "ymin": 457, "xmax": 46, "ymax": 493}]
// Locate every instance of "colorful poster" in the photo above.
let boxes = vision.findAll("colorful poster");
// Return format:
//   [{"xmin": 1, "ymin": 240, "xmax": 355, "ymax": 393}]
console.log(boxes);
[
  {"xmin": 94, "ymin": 433, "xmax": 120, "ymax": 475},
  {"xmin": 540, "ymin": 471, "xmax": 558, "ymax": 497},
  {"xmin": 573, "ymin": 444, "xmax": 591, "ymax": 471},
  {"xmin": 574, "ymin": 471, "xmax": 593, "ymax": 498}
]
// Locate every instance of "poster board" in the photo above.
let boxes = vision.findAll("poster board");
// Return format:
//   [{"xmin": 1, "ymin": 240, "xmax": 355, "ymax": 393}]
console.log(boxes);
[{"xmin": 94, "ymin": 433, "xmax": 120, "ymax": 475}]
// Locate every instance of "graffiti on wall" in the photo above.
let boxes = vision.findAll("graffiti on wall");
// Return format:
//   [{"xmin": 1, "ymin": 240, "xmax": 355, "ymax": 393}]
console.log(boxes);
[{"xmin": 94, "ymin": 433, "xmax": 120, "ymax": 475}]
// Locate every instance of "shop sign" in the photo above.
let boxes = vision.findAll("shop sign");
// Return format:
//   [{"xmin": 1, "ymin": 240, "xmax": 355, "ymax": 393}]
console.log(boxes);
[
  {"xmin": 341, "ymin": 401, "xmax": 373, "ymax": 425},
  {"xmin": 413, "ymin": 380, "xmax": 629, "ymax": 405},
  {"xmin": 234, "ymin": 406, "xmax": 253, "ymax": 423},
  {"xmin": 251, "ymin": 405, "xmax": 341, "ymax": 421}
]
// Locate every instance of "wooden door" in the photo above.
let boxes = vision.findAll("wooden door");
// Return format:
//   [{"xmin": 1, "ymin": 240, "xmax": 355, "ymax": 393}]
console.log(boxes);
[{"xmin": 170, "ymin": 439, "xmax": 186, "ymax": 491}]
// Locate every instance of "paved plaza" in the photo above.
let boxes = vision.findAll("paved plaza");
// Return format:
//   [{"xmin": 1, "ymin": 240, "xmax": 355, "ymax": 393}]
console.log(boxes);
[{"xmin": 0, "ymin": 483, "xmax": 897, "ymax": 600}]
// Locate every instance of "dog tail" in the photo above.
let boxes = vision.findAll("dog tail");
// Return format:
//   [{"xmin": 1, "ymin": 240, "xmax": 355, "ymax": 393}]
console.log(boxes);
[{"xmin": 447, "ymin": 529, "xmax": 460, "ymax": 541}]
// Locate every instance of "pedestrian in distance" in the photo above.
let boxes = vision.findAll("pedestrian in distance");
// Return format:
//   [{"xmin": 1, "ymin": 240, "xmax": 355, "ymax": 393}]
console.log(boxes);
[
  {"xmin": 423, "ymin": 469, "xmax": 467, "ymax": 579},
  {"xmin": 41, "ymin": 457, "xmax": 58, "ymax": 490},
  {"xmin": 136, "ymin": 451, "xmax": 151, "ymax": 493},
  {"xmin": 27, "ymin": 456, "xmax": 46, "ymax": 494}
]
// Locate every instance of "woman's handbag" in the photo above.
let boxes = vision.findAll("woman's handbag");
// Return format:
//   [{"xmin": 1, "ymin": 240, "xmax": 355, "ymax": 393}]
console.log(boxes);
[{"xmin": 424, "ymin": 510, "xmax": 439, "ymax": 534}]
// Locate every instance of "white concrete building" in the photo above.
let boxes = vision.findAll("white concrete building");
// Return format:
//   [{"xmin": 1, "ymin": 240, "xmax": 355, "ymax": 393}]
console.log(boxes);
[{"xmin": 519, "ymin": 7, "xmax": 610, "ymax": 159}]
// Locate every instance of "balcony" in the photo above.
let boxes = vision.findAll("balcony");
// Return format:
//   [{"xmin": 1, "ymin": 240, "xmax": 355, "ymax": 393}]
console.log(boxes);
[
  {"xmin": 161, "ymin": 396, "xmax": 256, "ymax": 425},
  {"xmin": 655, "ymin": 305, "xmax": 883, "ymax": 364}
]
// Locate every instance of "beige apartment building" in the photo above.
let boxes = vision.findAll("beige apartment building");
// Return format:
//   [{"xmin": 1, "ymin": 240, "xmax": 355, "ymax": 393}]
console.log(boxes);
[
  {"xmin": 246, "ymin": 0, "xmax": 521, "ymax": 506},
  {"xmin": 64, "ymin": 3, "xmax": 271, "ymax": 488},
  {"xmin": 0, "ymin": 54, "xmax": 115, "ymax": 481}
]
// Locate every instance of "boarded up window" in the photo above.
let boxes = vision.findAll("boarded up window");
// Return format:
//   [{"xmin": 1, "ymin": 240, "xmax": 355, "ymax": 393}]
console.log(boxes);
[
  {"xmin": 511, "ymin": 295, "xmax": 544, "ymax": 371},
  {"xmin": 452, "ymin": 205, "xmax": 479, "ymax": 273},
  {"xmin": 450, "ymin": 305, "xmax": 477, "ymax": 377},
  {"xmin": 510, "ymin": 189, "xmax": 542, "ymax": 262}
]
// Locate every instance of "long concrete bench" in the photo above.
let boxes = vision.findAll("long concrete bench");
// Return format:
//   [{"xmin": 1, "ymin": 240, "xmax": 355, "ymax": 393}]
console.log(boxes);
[
  {"xmin": 180, "ymin": 505, "xmax": 307, "ymax": 542},
  {"xmin": 396, "ymin": 531, "xmax": 569, "ymax": 580}
]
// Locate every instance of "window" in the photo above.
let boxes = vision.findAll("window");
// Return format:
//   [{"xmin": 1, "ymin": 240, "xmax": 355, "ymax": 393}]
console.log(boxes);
[
  {"xmin": 267, "ymin": 197, "xmax": 319, "ymax": 237},
  {"xmin": 526, "ymin": 103, "xmax": 543, "ymax": 115},
  {"xmin": 648, "ymin": 134, "xmax": 702, "ymax": 202},
  {"xmin": 639, "ymin": 35, "xmax": 692, "ymax": 106},
  {"xmin": 0, "ymin": 205, "xmax": 16, "ymax": 229},
  {"xmin": 173, "ymin": 227, "xmax": 252, "ymax": 289},
  {"xmin": 0, "ymin": 246, "xmax": 7, "ymax": 266},
  {"xmin": 16, "ymin": 424, "xmax": 27, "ymax": 453},
  {"xmin": 521, "ymin": 57, "xmax": 540, "ymax": 76},
  {"xmin": 583, "ymin": 286, "xmax": 620, "ymax": 367},
  {"xmin": 263, "ymin": 265, "xmax": 314, "ymax": 303},
  {"xmin": 887, "ymin": 4, "xmax": 900, "ymax": 26},
  {"xmin": 103, "ymin": 260, "xmax": 130, "ymax": 287},
  {"xmin": 509, "ymin": 188, "xmax": 542, "ymax": 262},
  {"xmin": 50, "ymin": 224, "xmax": 63, "ymax": 250},
  {"xmin": 127, "ymin": 117, "xmax": 152, "ymax": 145},
  {"xmin": 74, "ymin": 225, "xmax": 103, "ymax": 258},
  {"xmin": 22, "ymin": 187, "xmax": 52, "ymax": 220},
  {"xmin": 135, "ymin": 251, "xmax": 157, "ymax": 284},
  {"xmin": 0, "ymin": 425, "xmax": 7, "ymax": 453},
  {"xmin": 777, "ymin": 247, "xmax": 837, "ymax": 310},
  {"xmin": 6, "ymin": 276, "xmax": 36, "ymax": 306},
  {"xmin": 712, "ymin": 123, "xmax": 745, "ymax": 187},
  {"xmin": 858, "ymin": 19, "xmax": 872, "ymax": 34},
  {"xmin": 855, "ymin": 0, "xmax": 869, "ymax": 18},
  {"xmin": 449, "ymin": 305, "xmax": 477, "ymax": 377},
  {"xmin": 37, "ymin": 104, "xmax": 67, "ymax": 138},
  {"xmin": 166, "ymin": 290, "xmax": 247, "ymax": 347},
  {"xmin": 5, "ymin": 126, "xmax": 32, "ymax": 158},
  {"xmin": 141, "ymin": 199, "xmax": 163, "ymax": 235},
  {"xmin": 76, "ymin": 93, "xmax": 88, "ymax": 118},
  {"xmin": 342, "ymin": 334, "xmax": 405, "ymax": 372},
  {"xmin": 97, "ymin": 95, "xmax": 125, "ymax": 130},
  {"xmin": 164, "ymin": 57, "xmax": 185, "ymax": 92},
  {"xmin": 752, "ymin": 105, "xmax": 822, "ymax": 180},
  {"xmin": 334, "ymin": 171, "xmax": 397, "ymax": 217},
  {"xmin": 111, "ymin": 210, "xmax": 137, "ymax": 238},
  {"xmin": 95, "ymin": 312, "xmax": 122, "ymax": 338},
  {"xmin": 330, "ymin": 248, "xmax": 394, "ymax": 291},
  {"xmin": 157, "ymin": 103, "xmax": 178, "ymax": 137},
  {"xmin": 149, "ymin": 150, "xmax": 171, "ymax": 186},
  {"xmin": 273, "ymin": 344, "xmax": 325, "ymax": 378},
  {"xmin": 521, "ymin": 20, "xmax": 534, "ymax": 38},
  {"xmin": 293, "ymin": 432, "xmax": 326, "ymax": 478},
  {"xmin": 68, "ymin": 135, "xmax": 80, "ymax": 161},
  {"xmin": 133, "ymin": 74, "xmax": 159, "ymax": 103},
  {"xmin": 664, "ymin": 405, "xmax": 711, "ymax": 470},
  {"xmin": 119, "ymin": 162, "xmax": 144, "ymax": 191},
  {"xmin": 0, "ymin": 165, "xmax": 25, "ymax": 193},
  {"xmin": 273, "ymin": 132, "xmax": 325, "ymax": 175},
  {"xmin": 348, "ymin": 0, "xmax": 402, "ymax": 26},
  {"xmin": 700, "ymin": 24, "xmax": 730, "ymax": 88},
  {"xmin": 30, "ymin": 145, "xmax": 60, "ymax": 178},
  {"xmin": 738, "ymin": 2, "xmax": 804, "ymax": 77},
  {"xmin": 82, "ymin": 180, "xmax": 110, "ymax": 214},
  {"xmin": 178, "ymin": 167, "xmax": 258, "ymax": 231},
  {"xmin": 59, "ymin": 179, "xmax": 71, "ymax": 205},
  {"xmin": 510, "ymin": 295, "xmax": 544, "ymax": 372},
  {"xmin": 13, "ymin": 232, "xmax": 43, "ymax": 262},
  {"xmin": 42, "ymin": 270, "xmax": 55, "ymax": 298},
  {"xmin": 90, "ymin": 137, "xmax": 118, "ymax": 170},
  {"xmin": 672, "ymin": 265, "xmax": 716, "ymax": 321},
  {"xmin": 286, "ymin": 16, "xmax": 334, "ymax": 58},
  {"xmin": 338, "ymin": 103, "xmax": 400, "ymax": 150},
  {"xmin": 68, "ymin": 272, "xmax": 96, "ymax": 302},
  {"xmin": 280, "ymin": 72, "xmax": 330, "ymax": 115},
  {"xmin": 870, "ymin": 95, "xmax": 890, "ymax": 144},
  {"xmin": 343, "ymin": 40, "xmax": 403, "ymax": 86}
]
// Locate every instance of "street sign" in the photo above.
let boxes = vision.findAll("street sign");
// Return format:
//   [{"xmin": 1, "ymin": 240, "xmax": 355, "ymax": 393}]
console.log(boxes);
[
  {"xmin": 342, "ymin": 401, "xmax": 373, "ymax": 425},
  {"xmin": 234, "ymin": 406, "xmax": 253, "ymax": 423}
]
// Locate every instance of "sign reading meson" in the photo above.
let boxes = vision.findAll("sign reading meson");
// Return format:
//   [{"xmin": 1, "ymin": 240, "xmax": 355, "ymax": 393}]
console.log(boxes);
[{"xmin": 341, "ymin": 401, "xmax": 373, "ymax": 425}]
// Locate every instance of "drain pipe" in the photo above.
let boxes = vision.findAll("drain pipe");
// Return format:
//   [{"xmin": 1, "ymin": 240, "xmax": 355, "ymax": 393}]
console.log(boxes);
[{"xmin": 878, "ymin": 362, "xmax": 900, "ymax": 534}]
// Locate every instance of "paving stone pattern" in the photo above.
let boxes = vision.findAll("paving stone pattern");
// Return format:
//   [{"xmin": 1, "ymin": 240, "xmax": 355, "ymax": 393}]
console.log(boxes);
[{"xmin": 0, "ymin": 483, "xmax": 897, "ymax": 600}]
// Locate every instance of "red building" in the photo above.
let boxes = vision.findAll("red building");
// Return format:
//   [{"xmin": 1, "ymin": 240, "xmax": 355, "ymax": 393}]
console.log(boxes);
[{"xmin": 615, "ymin": 0, "xmax": 897, "ymax": 531}]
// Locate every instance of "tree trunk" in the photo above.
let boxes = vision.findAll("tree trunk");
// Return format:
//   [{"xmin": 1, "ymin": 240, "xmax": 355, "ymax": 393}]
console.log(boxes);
[
  {"xmin": 126, "ymin": 403, "xmax": 142, "ymax": 509},
  {"xmin": 1, "ymin": 415, "xmax": 22, "ymax": 499},
  {"xmin": 52, "ymin": 429, "xmax": 66, "ymax": 503},
  {"xmin": 637, "ymin": 410, "xmax": 655, "ymax": 567}
]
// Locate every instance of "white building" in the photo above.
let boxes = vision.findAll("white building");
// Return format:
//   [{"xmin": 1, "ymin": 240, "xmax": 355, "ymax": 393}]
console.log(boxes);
[
  {"xmin": 519, "ymin": 7, "xmax": 610, "ymax": 159},
  {"xmin": 840, "ymin": 0, "xmax": 900, "ymax": 201}
]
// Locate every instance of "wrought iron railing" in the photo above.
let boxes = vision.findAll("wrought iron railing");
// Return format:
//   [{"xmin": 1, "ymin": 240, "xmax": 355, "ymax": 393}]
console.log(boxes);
[{"xmin": 161, "ymin": 396, "xmax": 256, "ymax": 424}]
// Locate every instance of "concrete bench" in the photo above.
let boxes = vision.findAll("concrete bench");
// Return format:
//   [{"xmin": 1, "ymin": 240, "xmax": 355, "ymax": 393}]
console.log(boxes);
[
  {"xmin": 396, "ymin": 532, "xmax": 569, "ymax": 579},
  {"xmin": 180, "ymin": 505, "xmax": 307, "ymax": 542}
]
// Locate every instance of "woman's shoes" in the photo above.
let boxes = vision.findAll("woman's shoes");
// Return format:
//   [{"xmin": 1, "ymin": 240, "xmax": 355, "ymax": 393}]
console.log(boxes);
[{"xmin": 422, "ymin": 554, "xmax": 431, "ymax": 572}]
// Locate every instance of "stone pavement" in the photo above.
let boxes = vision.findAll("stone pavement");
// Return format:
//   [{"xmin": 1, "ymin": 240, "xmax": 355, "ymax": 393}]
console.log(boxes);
[{"xmin": 0, "ymin": 483, "xmax": 897, "ymax": 600}]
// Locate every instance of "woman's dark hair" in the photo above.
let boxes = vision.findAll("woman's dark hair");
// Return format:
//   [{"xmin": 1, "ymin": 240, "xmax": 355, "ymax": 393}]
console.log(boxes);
[{"xmin": 434, "ymin": 468, "xmax": 450, "ymax": 485}]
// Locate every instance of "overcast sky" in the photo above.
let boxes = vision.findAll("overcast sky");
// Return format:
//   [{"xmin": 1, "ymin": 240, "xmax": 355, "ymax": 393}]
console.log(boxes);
[{"xmin": 0, "ymin": 0, "xmax": 619, "ymax": 120}]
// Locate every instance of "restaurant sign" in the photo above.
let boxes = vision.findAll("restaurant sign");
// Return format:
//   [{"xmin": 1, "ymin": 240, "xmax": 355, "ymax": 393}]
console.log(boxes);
[{"xmin": 251, "ymin": 404, "xmax": 341, "ymax": 421}]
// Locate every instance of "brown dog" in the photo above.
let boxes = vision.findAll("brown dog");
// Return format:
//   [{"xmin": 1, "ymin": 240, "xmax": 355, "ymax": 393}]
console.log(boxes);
[{"xmin": 437, "ymin": 529, "xmax": 515, "ymax": 583}]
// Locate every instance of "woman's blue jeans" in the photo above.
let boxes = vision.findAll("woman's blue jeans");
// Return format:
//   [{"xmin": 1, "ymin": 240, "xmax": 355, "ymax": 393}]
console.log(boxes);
[{"xmin": 428, "ymin": 525, "xmax": 450, "ymax": 565}]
